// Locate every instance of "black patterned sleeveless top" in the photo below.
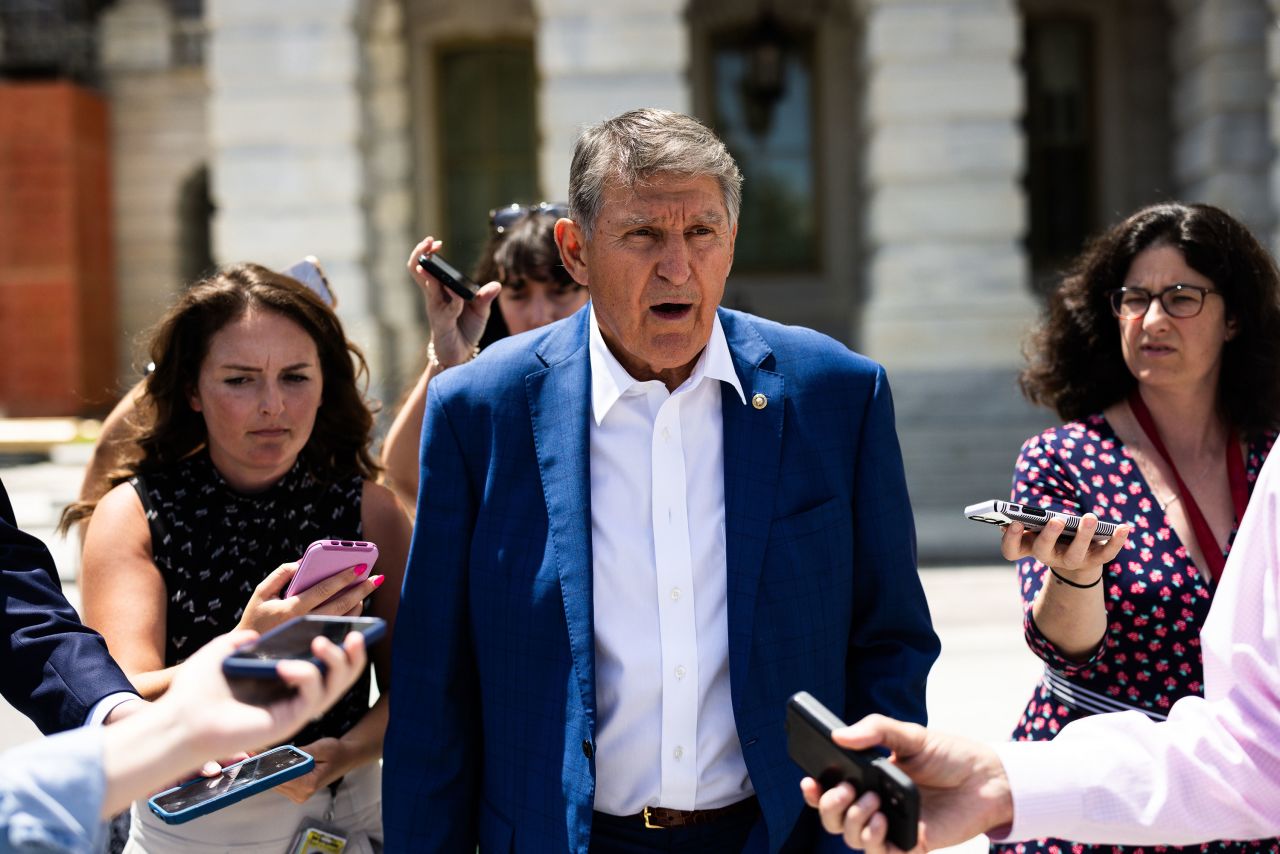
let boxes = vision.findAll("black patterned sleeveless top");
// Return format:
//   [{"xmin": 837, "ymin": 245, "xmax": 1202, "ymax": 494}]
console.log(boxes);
[{"xmin": 131, "ymin": 451, "xmax": 371, "ymax": 744}]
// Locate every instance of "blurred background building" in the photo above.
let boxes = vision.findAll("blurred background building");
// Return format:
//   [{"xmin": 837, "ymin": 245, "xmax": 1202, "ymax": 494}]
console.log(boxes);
[{"xmin": 1, "ymin": 0, "xmax": 1274, "ymax": 560}]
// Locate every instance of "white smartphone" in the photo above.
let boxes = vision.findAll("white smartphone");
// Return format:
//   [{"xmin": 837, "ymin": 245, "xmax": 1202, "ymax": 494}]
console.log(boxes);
[
  {"xmin": 282, "ymin": 256, "xmax": 336, "ymax": 307},
  {"xmin": 964, "ymin": 499, "xmax": 1120, "ymax": 543}
]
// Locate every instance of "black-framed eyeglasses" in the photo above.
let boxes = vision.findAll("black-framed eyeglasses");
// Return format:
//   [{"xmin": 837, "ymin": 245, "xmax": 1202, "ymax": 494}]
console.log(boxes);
[
  {"xmin": 489, "ymin": 202, "xmax": 570, "ymax": 235},
  {"xmin": 1106, "ymin": 284, "xmax": 1220, "ymax": 319}
]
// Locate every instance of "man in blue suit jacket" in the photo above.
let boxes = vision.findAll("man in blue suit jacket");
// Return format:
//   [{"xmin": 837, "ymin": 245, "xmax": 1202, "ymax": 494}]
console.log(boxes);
[
  {"xmin": 384, "ymin": 108, "xmax": 939, "ymax": 852},
  {"xmin": 1, "ymin": 480, "xmax": 138, "ymax": 733}
]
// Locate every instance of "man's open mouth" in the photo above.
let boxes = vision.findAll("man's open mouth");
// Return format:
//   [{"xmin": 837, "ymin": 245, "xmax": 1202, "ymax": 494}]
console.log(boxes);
[{"xmin": 651, "ymin": 303, "xmax": 692, "ymax": 318}]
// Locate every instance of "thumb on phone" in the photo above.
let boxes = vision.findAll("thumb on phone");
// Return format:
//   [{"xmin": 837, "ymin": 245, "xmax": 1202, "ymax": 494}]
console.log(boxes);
[{"xmin": 260, "ymin": 562, "xmax": 299, "ymax": 599}]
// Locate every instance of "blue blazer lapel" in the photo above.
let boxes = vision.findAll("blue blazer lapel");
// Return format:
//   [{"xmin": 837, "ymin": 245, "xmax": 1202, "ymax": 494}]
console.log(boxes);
[
  {"xmin": 526, "ymin": 309, "xmax": 597, "ymax": 730},
  {"xmin": 719, "ymin": 309, "xmax": 784, "ymax": 698}
]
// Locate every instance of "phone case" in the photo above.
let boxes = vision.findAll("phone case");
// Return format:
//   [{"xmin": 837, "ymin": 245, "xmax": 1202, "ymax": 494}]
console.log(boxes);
[
  {"xmin": 964, "ymin": 499, "xmax": 1120, "ymax": 543},
  {"xmin": 222, "ymin": 615, "xmax": 387, "ymax": 680},
  {"xmin": 147, "ymin": 745, "xmax": 314, "ymax": 825},
  {"xmin": 284, "ymin": 539, "xmax": 379, "ymax": 598},
  {"xmin": 786, "ymin": 691, "xmax": 919, "ymax": 851}
]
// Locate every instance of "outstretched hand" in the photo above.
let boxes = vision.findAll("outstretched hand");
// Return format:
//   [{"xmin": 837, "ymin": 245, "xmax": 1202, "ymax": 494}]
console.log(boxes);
[
  {"xmin": 801, "ymin": 715, "xmax": 1014, "ymax": 854},
  {"xmin": 100, "ymin": 628, "xmax": 368, "ymax": 817},
  {"xmin": 164, "ymin": 629, "xmax": 368, "ymax": 760},
  {"xmin": 408, "ymin": 235, "xmax": 501, "ymax": 367}
]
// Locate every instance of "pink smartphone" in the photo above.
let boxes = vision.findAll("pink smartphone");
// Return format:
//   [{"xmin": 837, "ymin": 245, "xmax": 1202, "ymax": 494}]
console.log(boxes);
[{"xmin": 284, "ymin": 539, "xmax": 379, "ymax": 598}]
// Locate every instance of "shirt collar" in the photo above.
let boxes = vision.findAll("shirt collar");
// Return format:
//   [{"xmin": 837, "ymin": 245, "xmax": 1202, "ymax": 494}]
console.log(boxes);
[{"xmin": 589, "ymin": 306, "xmax": 746, "ymax": 426}]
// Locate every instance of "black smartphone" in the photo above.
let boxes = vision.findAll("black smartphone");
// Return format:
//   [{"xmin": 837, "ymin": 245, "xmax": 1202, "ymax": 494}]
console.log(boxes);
[
  {"xmin": 964, "ymin": 499, "xmax": 1120, "ymax": 543},
  {"xmin": 222, "ymin": 615, "xmax": 385, "ymax": 680},
  {"xmin": 147, "ymin": 745, "xmax": 314, "ymax": 824},
  {"xmin": 786, "ymin": 691, "xmax": 919, "ymax": 850},
  {"xmin": 418, "ymin": 253, "xmax": 480, "ymax": 301}
]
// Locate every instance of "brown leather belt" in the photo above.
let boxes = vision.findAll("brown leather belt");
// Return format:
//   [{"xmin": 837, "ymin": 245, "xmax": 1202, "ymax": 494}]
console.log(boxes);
[{"xmin": 618, "ymin": 796, "xmax": 760, "ymax": 829}]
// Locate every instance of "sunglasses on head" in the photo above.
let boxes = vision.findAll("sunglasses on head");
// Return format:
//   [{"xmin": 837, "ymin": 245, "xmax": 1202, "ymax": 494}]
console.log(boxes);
[{"xmin": 489, "ymin": 202, "xmax": 570, "ymax": 235}]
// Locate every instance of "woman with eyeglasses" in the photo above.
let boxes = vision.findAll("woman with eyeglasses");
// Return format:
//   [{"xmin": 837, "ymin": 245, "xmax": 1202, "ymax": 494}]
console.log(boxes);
[
  {"xmin": 380, "ymin": 205, "xmax": 589, "ymax": 514},
  {"xmin": 989, "ymin": 202, "xmax": 1280, "ymax": 854}
]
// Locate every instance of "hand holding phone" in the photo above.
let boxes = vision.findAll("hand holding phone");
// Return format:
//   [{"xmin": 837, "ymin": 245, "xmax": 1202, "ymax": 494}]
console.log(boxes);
[
  {"xmin": 965, "ymin": 499, "xmax": 1120, "ymax": 544},
  {"xmin": 284, "ymin": 539, "xmax": 379, "ymax": 598},
  {"xmin": 418, "ymin": 252, "xmax": 480, "ymax": 301},
  {"xmin": 223, "ymin": 615, "xmax": 385, "ymax": 681},
  {"xmin": 787, "ymin": 691, "xmax": 919, "ymax": 850}
]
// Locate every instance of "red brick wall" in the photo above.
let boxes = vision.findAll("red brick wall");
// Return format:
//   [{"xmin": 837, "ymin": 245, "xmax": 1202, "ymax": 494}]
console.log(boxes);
[{"xmin": 0, "ymin": 81, "xmax": 117, "ymax": 416}]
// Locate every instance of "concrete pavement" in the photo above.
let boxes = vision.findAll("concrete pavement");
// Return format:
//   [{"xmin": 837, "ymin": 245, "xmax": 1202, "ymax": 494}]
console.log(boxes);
[{"xmin": 0, "ymin": 447, "xmax": 1041, "ymax": 852}]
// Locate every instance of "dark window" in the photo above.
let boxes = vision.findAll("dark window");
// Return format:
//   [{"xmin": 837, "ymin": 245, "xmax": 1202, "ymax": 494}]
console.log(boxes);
[
  {"xmin": 436, "ymin": 43, "xmax": 539, "ymax": 274},
  {"xmin": 0, "ymin": 0, "xmax": 106, "ymax": 83},
  {"xmin": 1024, "ymin": 17, "xmax": 1095, "ymax": 286},
  {"xmin": 710, "ymin": 27, "xmax": 818, "ymax": 272}
]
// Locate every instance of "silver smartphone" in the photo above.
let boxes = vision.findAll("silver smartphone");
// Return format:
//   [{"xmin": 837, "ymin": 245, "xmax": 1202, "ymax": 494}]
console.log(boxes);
[
  {"xmin": 282, "ymin": 256, "xmax": 336, "ymax": 307},
  {"xmin": 964, "ymin": 499, "xmax": 1120, "ymax": 543}
]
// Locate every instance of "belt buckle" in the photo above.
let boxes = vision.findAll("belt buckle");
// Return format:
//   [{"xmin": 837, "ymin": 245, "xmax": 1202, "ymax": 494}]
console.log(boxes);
[{"xmin": 642, "ymin": 806, "xmax": 664, "ymax": 830}]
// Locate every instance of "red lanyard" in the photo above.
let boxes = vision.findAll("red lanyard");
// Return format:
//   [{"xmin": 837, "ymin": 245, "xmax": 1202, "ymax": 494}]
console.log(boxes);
[{"xmin": 1129, "ymin": 391, "xmax": 1249, "ymax": 584}]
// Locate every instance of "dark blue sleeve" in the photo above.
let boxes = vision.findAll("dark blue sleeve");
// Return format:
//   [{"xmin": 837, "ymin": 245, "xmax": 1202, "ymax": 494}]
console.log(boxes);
[
  {"xmin": 0, "ymin": 479, "xmax": 136, "ymax": 734},
  {"xmin": 844, "ymin": 367, "xmax": 940, "ymax": 726},
  {"xmin": 382, "ymin": 389, "xmax": 480, "ymax": 852}
]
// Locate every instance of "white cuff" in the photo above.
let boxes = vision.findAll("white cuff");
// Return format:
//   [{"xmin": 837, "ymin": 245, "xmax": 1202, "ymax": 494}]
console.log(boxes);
[
  {"xmin": 989, "ymin": 740, "xmax": 1087, "ymax": 843},
  {"xmin": 84, "ymin": 692, "xmax": 142, "ymax": 729}
]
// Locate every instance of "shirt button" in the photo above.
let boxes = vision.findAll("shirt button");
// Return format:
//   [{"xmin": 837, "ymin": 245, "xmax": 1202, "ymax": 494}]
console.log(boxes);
[
  {"xmin": 582, "ymin": 739, "xmax": 594, "ymax": 759},
  {"xmin": 673, "ymin": 746, "xmax": 684, "ymax": 760},
  {"xmin": 662, "ymin": 427, "xmax": 671, "ymax": 441},
  {"xmin": 675, "ymin": 665, "xmax": 686, "ymax": 679},
  {"xmin": 670, "ymin": 587, "xmax": 681, "ymax": 601}
]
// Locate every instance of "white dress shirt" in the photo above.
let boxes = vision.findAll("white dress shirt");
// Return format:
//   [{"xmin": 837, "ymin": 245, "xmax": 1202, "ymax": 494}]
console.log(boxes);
[
  {"xmin": 588, "ymin": 307, "xmax": 753, "ymax": 815},
  {"xmin": 993, "ymin": 445, "xmax": 1280, "ymax": 844}
]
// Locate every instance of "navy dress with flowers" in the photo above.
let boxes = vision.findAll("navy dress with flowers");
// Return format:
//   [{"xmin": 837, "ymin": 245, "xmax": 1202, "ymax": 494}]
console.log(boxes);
[{"xmin": 991, "ymin": 414, "xmax": 1279, "ymax": 854}]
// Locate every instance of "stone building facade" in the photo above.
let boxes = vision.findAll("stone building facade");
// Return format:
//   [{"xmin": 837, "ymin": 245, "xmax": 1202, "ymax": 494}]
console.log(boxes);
[{"xmin": 88, "ymin": 0, "xmax": 1279, "ymax": 560}]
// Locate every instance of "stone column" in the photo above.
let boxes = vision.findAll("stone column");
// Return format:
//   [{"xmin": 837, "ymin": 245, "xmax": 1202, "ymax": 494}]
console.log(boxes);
[
  {"xmin": 858, "ymin": 0, "xmax": 1045, "ymax": 561},
  {"xmin": 357, "ymin": 0, "xmax": 417, "ymax": 405},
  {"xmin": 1171, "ymin": 0, "xmax": 1273, "ymax": 239},
  {"xmin": 532, "ymin": 0, "xmax": 690, "ymax": 199},
  {"xmin": 206, "ymin": 0, "xmax": 395, "ymax": 405},
  {"xmin": 99, "ymin": 0, "xmax": 209, "ymax": 381}
]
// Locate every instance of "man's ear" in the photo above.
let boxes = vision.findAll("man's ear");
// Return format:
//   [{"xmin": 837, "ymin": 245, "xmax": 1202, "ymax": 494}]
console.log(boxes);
[
  {"xmin": 555, "ymin": 218, "xmax": 590, "ymax": 288},
  {"xmin": 1226, "ymin": 314, "xmax": 1239, "ymax": 341},
  {"xmin": 726, "ymin": 221, "xmax": 738, "ymax": 272}
]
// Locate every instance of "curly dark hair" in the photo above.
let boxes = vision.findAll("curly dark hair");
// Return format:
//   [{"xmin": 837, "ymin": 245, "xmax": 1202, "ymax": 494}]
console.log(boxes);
[
  {"xmin": 60, "ymin": 263, "xmax": 379, "ymax": 531},
  {"xmin": 1020, "ymin": 202, "xmax": 1280, "ymax": 436}
]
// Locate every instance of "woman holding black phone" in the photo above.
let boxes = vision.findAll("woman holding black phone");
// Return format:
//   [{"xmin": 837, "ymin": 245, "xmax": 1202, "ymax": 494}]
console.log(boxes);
[{"xmin": 380, "ymin": 204, "xmax": 589, "ymax": 514}]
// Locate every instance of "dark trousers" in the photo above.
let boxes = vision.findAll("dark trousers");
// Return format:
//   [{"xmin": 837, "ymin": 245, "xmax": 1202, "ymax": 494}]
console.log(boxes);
[{"xmin": 588, "ymin": 807, "xmax": 765, "ymax": 853}]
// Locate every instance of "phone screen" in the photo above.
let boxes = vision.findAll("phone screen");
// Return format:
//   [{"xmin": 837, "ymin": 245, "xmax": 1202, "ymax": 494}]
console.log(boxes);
[
  {"xmin": 151, "ymin": 749, "xmax": 309, "ymax": 812},
  {"xmin": 230, "ymin": 618, "xmax": 370, "ymax": 663}
]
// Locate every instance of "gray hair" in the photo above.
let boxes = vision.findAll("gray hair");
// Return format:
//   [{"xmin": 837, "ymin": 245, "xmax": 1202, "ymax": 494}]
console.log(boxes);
[{"xmin": 567, "ymin": 108, "xmax": 743, "ymax": 239}]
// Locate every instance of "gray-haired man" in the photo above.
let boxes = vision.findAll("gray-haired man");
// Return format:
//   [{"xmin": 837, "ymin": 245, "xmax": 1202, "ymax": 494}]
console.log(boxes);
[{"xmin": 384, "ymin": 108, "xmax": 939, "ymax": 852}]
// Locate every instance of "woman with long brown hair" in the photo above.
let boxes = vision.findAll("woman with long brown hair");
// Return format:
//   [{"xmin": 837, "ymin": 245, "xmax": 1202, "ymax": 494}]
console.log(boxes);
[{"xmin": 65, "ymin": 263, "xmax": 410, "ymax": 852}]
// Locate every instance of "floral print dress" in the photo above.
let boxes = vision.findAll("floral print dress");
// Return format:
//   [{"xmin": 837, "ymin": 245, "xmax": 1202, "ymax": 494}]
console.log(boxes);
[{"xmin": 992, "ymin": 414, "xmax": 1279, "ymax": 854}]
